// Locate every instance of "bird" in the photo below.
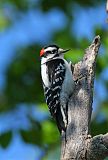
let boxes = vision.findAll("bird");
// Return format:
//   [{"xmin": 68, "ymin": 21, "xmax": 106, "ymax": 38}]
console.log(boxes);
[{"xmin": 40, "ymin": 44, "xmax": 75, "ymax": 133}]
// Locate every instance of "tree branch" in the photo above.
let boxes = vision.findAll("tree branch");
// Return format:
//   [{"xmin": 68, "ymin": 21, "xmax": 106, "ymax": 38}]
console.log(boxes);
[
  {"xmin": 60, "ymin": 36, "xmax": 108, "ymax": 160},
  {"xmin": 87, "ymin": 133, "xmax": 108, "ymax": 160}
]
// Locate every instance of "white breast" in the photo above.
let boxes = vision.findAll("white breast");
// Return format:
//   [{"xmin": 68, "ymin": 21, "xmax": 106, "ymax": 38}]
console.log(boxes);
[{"xmin": 41, "ymin": 63, "xmax": 50, "ymax": 87}]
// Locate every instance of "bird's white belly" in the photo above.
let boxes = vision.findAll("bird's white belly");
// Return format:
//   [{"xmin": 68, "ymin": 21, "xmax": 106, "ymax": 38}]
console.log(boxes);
[{"xmin": 41, "ymin": 64, "xmax": 50, "ymax": 87}]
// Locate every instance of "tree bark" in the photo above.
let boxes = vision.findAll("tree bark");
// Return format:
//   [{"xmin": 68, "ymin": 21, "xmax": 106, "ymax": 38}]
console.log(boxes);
[{"xmin": 61, "ymin": 36, "xmax": 108, "ymax": 160}]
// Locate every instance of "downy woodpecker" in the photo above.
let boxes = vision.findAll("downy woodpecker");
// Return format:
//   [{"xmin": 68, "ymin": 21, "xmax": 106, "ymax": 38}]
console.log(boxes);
[{"xmin": 40, "ymin": 45, "xmax": 75, "ymax": 133}]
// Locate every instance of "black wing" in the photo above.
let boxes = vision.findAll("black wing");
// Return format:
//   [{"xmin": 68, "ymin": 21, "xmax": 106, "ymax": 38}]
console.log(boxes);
[{"xmin": 43, "ymin": 59, "xmax": 66, "ymax": 132}]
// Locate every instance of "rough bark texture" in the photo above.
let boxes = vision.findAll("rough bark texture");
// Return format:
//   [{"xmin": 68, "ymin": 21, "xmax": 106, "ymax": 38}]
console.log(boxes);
[{"xmin": 61, "ymin": 36, "xmax": 108, "ymax": 160}]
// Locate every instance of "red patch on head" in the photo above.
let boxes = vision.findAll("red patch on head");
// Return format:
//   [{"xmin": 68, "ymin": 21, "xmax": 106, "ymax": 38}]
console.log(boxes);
[{"xmin": 40, "ymin": 48, "xmax": 44, "ymax": 57}]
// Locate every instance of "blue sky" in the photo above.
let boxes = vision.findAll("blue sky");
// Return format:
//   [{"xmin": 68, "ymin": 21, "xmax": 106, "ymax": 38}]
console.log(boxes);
[
  {"xmin": 0, "ymin": 3, "xmax": 107, "ymax": 160},
  {"xmin": 72, "ymin": 4, "xmax": 107, "ymax": 39}
]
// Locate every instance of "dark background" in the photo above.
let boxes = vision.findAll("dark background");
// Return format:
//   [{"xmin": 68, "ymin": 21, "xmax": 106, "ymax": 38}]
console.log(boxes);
[{"xmin": 0, "ymin": 0, "xmax": 108, "ymax": 159}]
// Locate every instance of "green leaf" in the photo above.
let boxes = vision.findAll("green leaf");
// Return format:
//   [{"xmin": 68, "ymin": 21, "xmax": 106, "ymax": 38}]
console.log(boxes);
[
  {"xmin": 41, "ymin": 120, "xmax": 59, "ymax": 145},
  {"xmin": 0, "ymin": 9, "xmax": 11, "ymax": 31},
  {"xmin": 0, "ymin": 131, "xmax": 12, "ymax": 148},
  {"xmin": 91, "ymin": 120, "xmax": 108, "ymax": 136},
  {"xmin": 20, "ymin": 127, "xmax": 42, "ymax": 146},
  {"xmin": 20, "ymin": 119, "xmax": 42, "ymax": 146}
]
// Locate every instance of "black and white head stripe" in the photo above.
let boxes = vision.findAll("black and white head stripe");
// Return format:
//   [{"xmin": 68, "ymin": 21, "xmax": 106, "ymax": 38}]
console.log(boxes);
[
  {"xmin": 44, "ymin": 44, "xmax": 59, "ymax": 50},
  {"xmin": 44, "ymin": 45, "xmax": 59, "ymax": 54}
]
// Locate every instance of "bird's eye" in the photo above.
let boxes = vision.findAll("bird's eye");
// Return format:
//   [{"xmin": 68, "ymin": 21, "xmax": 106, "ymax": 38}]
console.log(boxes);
[
  {"xmin": 52, "ymin": 49, "xmax": 56, "ymax": 54},
  {"xmin": 46, "ymin": 51, "xmax": 51, "ymax": 54}
]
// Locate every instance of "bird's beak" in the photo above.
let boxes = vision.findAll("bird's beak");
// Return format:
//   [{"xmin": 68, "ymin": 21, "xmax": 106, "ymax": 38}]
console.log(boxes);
[{"xmin": 58, "ymin": 48, "xmax": 71, "ymax": 54}]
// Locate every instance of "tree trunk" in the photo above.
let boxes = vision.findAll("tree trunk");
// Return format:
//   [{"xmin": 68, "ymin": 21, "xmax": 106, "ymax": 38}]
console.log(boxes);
[{"xmin": 61, "ymin": 36, "xmax": 108, "ymax": 160}]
